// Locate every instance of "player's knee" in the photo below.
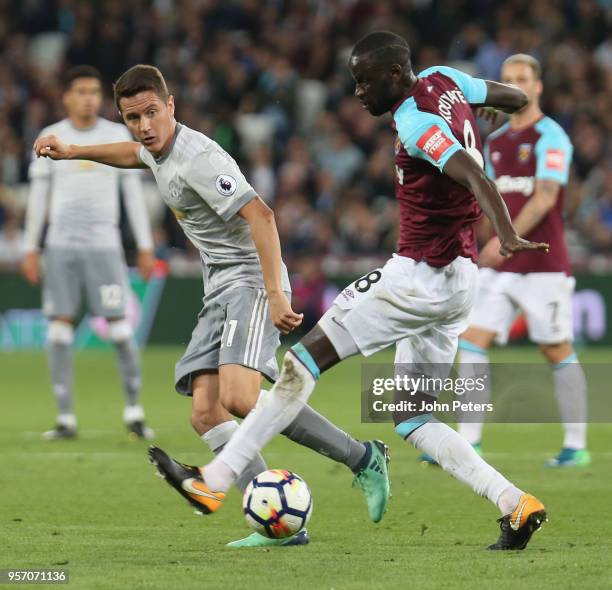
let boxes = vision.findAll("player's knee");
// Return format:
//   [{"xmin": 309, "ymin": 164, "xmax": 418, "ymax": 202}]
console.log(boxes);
[
  {"xmin": 220, "ymin": 389, "xmax": 253, "ymax": 419},
  {"xmin": 108, "ymin": 319, "xmax": 133, "ymax": 343},
  {"xmin": 47, "ymin": 320, "xmax": 74, "ymax": 345}
]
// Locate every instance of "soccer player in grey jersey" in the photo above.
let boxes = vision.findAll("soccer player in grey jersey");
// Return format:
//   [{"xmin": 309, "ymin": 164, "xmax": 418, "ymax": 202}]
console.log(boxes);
[
  {"xmin": 23, "ymin": 66, "xmax": 155, "ymax": 441},
  {"xmin": 34, "ymin": 64, "xmax": 390, "ymax": 547}
]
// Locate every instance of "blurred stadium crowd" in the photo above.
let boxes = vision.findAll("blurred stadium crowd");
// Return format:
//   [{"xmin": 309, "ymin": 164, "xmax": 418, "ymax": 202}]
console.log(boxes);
[{"xmin": 0, "ymin": 0, "xmax": 611, "ymax": 285}]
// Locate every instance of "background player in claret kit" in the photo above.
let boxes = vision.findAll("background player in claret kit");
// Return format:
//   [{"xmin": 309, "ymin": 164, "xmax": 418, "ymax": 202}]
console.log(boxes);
[
  {"xmin": 33, "ymin": 64, "xmax": 390, "ymax": 548},
  {"xmin": 165, "ymin": 31, "xmax": 552, "ymax": 551},
  {"xmin": 455, "ymin": 54, "xmax": 589, "ymax": 468},
  {"xmin": 23, "ymin": 66, "xmax": 156, "ymax": 441}
]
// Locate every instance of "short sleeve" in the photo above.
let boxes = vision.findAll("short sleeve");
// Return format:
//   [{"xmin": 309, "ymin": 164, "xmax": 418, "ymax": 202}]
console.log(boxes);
[
  {"xmin": 185, "ymin": 148, "xmax": 257, "ymax": 221},
  {"xmin": 138, "ymin": 145, "xmax": 153, "ymax": 168},
  {"xmin": 483, "ymin": 140, "xmax": 496, "ymax": 179},
  {"xmin": 394, "ymin": 102, "xmax": 464, "ymax": 172},
  {"xmin": 28, "ymin": 127, "xmax": 53, "ymax": 179},
  {"xmin": 534, "ymin": 120, "xmax": 573, "ymax": 185},
  {"xmin": 419, "ymin": 66, "xmax": 487, "ymax": 104}
]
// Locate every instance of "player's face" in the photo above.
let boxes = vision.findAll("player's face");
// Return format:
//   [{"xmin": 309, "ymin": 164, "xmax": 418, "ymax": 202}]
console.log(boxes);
[
  {"xmin": 63, "ymin": 77, "xmax": 102, "ymax": 121},
  {"xmin": 120, "ymin": 91, "xmax": 176, "ymax": 156},
  {"xmin": 350, "ymin": 56, "xmax": 400, "ymax": 116},
  {"xmin": 501, "ymin": 63, "xmax": 542, "ymax": 109}
]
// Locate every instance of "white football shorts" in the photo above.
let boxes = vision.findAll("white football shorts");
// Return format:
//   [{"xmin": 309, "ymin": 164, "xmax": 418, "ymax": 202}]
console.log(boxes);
[
  {"xmin": 467, "ymin": 267, "xmax": 575, "ymax": 345},
  {"xmin": 318, "ymin": 254, "xmax": 479, "ymax": 366}
]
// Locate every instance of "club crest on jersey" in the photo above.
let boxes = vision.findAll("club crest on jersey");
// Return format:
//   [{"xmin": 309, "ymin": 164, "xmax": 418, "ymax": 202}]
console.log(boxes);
[
  {"xmin": 394, "ymin": 136, "xmax": 402, "ymax": 155},
  {"xmin": 168, "ymin": 177, "xmax": 183, "ymax": 203},
  {"xmin": 216, "ymin": 174, "xmax": 237, "ymax": 196},
  {"xmin": 517, "ymin": 143, "xmax": 532, "ymax": 163}
]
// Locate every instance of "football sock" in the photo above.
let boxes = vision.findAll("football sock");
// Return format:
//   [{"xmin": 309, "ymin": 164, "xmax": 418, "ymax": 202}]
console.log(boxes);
[
  {"xmin": 113, "ymin": 339, "xmax": 142, "ymax": 407},
  {"xmin": 204, "ymin": 347, "xmax": 318, "ymax": 492},
  {"xmin": 552, "ymin": 354, "xmax": 587, "ymax": 450},
  {"xmin": 401, "ymin": 418, "xmax": 522, "ymax": 514},
  {"xmin": 48, "ymin": 341, "xmax": 74, "ymax": 415},
  {"xmin": 456, "ymin": 340, "xmax": 490, "ymax": 446},
  {"xmin": 282, "ymin": 401, "xmax": 367, "ymax": 473},
  {"xmin": 202, "ymin": 420, "xmax": 268, "ymax": 493}
]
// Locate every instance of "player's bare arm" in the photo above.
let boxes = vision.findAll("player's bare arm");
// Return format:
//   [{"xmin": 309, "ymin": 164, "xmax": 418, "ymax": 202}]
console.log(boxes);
[
  {"xmin": 479, "ymin": 179, "xmax": 560, "ymax": 267},
  {"xmin": 33, "ymin": 135, "xmax": 145, "ymax": 169},
  {"xmin": 443, "ymin": 149, "xmax": 549, "ymax": 256},
  {"xmin": 238, "ymin": 197, "xmax": 303, "ymax": 334}
]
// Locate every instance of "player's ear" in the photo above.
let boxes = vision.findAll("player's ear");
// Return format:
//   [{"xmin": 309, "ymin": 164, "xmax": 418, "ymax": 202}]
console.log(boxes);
[
  {"xmin": 536, "ymin": 79, "xmax": 543, "ymax": 98},
  {"xmin": 167, "ymin": 95, "xmax": 175, "ymax": 117}
]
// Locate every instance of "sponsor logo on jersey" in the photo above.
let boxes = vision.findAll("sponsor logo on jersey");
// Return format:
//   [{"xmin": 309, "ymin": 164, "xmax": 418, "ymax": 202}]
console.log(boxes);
[
  {"xmin": 517, "ymin": 143, "xmax": 532, "ymax": 163},
  {"xmin": 545, "ymin": 149, "xmax": 565, "ymax": 170},
  {"xmin": 495, "ymin": 175, "xmax": 535, "ymax": 196},
  {"xmin": 437, "ymin": 89, "xmax": 467, "ymax": 124},
  {"xmin": 215, "ymin": 174, "xmax": 237, "ymax": 196},
  {"xmin": 416, "ymin": 125, "xmax": 454, "ymax": 162}
]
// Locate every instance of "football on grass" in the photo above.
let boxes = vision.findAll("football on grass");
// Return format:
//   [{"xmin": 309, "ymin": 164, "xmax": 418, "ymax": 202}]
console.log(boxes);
[{"xmin": 243, "ymin": 469, "xmax": 313, "ymax": 538}]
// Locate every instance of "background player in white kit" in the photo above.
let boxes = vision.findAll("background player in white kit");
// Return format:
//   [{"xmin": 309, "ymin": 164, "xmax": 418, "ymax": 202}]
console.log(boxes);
[
  {"xmin": 23, "ymin": 66, "xmax": 156, "ymax": 441},
  {"xmin": 456, "ymin": 55, "xmax": 589, "ymax": 468},
  {"xmin": 33, "ymin": 64, "xmax": 390, "ymax": 547}
]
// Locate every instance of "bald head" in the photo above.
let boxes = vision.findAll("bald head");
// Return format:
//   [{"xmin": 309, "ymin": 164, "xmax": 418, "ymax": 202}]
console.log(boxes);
[{"xmin": 350, "ymin": 31, "xmax": 411, "ymax": 67}]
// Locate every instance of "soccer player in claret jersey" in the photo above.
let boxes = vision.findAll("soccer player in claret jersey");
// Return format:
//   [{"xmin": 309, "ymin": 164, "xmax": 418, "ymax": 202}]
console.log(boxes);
[
  {"xmin": 23, "ymin": 66, "xmax": 156, "ymax": 441},
  {"xmin": 34, "ymin": 64, "xmax": 390, "ymax": 548},
  {"xmin": 456, "ymin": 54, "xmax": 589, "ymax": 467},
  {"xmin": 177, "ymin": 31, "xmax": 552, "ymax": 551}
]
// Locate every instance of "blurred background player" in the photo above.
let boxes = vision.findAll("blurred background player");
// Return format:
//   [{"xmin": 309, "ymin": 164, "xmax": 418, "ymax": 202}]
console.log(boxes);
[
  {"xmin": 173, "ymin": 31, "xmax": 551, "ymax": 551},
  {"xmin": 34, "ymin": 64, "xmax": 390, "ymax": 547},
  {"xmin": 22, "ymin": 66, "xmax": 156, "ymax": 441},
  {"xmin": 456, "ymin": 54, "xmax": 589, "ymax": 468}
]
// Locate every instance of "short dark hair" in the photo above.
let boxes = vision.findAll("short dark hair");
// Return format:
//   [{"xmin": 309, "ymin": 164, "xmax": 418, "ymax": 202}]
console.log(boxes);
[
  {"xmin": 113, "ymin": 65, "xmax": 169, "ymax": 111},
  {"xmin": 63, "ymin": 65, "xmax": 102, "ymax": 89},
  {"xmin": 351, "ymin": 31, "xmax": 411, "ymax": 66}
]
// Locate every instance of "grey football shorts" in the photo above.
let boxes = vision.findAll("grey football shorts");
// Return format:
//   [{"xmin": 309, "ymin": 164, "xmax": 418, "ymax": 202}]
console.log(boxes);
[
  {"xmin": 175, "ymin": 286, "xmax": 285, "ymax": 396},
  {"xmin": 42, "ymin": 247, "xmax": 129, "ymax": 318}
]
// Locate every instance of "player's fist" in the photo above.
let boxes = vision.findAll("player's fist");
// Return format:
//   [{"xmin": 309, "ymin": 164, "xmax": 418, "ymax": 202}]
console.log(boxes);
[
  {"xmin": 34, "ymin": 135, "xmax": 71, "ymax": 160},
  {"xmin": 21, "ymin": 251, "xmax": 41, "ymax": 285},
  {"xmin": 268, "ymin": 292, "xmax": 303, "ymax": 335},
  {"xmin": 137, "ymin": 250, "xmax": 156, "ymax": 281}
]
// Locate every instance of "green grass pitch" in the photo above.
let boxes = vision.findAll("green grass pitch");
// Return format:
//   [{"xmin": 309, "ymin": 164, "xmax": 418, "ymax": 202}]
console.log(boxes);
[{"xmin": 1, "ymin": 347, "xmax": 611, "ymax": 589}]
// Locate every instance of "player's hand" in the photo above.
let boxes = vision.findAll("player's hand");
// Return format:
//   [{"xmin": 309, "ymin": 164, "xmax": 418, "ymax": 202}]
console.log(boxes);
[
  {"xmin": 34, "ymin": 135, "xmax": 72, "ymax": 160},
  {"xmin": 137, "ymin": 250, "xmax": 156, "ymax": 281},
  {"xmin": 478, "ymin": 236, "xmax": 505, "ymax": 268},
  {"xmin": 499, "ymin": 234, "xmax": 549, "ymax": 257},
  {"xmin": 21, "ymin": 251, "xmax": 41, "ymax": 285},
  {"xmin": 268, "ymin": 292, "xmax": 303, "ymax": 335},
  {"xmin": 476, "ymin": 106, "xmax": 501, "ymax": 125}
]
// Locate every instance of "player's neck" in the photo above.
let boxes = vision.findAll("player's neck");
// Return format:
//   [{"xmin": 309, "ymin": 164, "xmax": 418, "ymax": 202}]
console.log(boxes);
[
  {"xmin": 68, "ymin": 116, "xmax": 98, "ymax": 131},
  {"xmin": 509, "ymin": 105, "xmax": 543, "ymax": 130}
]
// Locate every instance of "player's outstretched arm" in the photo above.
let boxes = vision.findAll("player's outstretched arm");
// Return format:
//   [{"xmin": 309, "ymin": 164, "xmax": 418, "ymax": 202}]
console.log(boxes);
[
  {"xmin": 33, "ymin": 135, "xmax": 146, "ymax": 169},
  {"xmin": 238, "ymin": 197, "xmax": 303, "ymax": 334},
  {"xmin": 444, "ymin": 149, "xmax": 549, "ymax": 257},
  {"xmin": 481, "ymin": 81, "xmax": 527, "ymax": 114}
]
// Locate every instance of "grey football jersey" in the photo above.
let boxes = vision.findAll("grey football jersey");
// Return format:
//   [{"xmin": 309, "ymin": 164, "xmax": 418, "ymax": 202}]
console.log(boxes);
[
  {"xmin": 139, "ymin": 124, "xmax": 290, "ymax": 296},
  {"xmin": 28, "ymin": 118, "xmax": 142, "ymax": 250}
]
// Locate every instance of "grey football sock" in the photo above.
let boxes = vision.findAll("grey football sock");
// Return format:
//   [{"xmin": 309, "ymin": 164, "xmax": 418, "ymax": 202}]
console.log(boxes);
[
  {"xmin": 114, "ymin": 339, "xmax": 142, "ymax": 407},
  {"xmin": 48, "ymin": 341, "xmax": 74, "ymax": 415},
  {"xmin": 282, "ymin": 405, "xmax": 367, "ymax": 473}
]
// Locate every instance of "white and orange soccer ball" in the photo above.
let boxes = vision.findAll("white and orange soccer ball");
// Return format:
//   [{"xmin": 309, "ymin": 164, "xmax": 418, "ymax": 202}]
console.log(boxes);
[{"xmin": 243, "ymin": 469, "xmax": 313, "ymax": 538}]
